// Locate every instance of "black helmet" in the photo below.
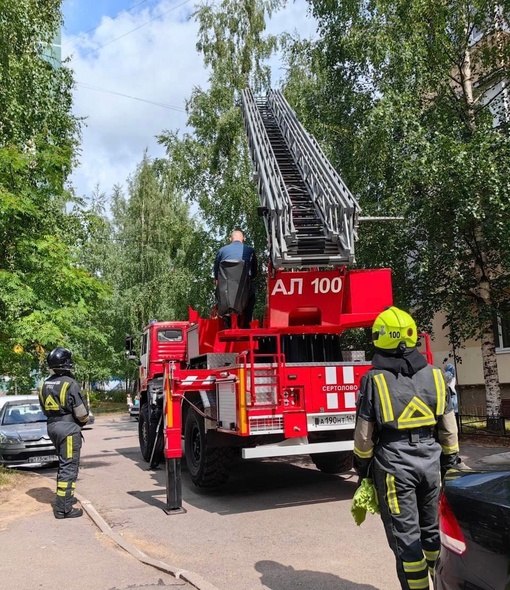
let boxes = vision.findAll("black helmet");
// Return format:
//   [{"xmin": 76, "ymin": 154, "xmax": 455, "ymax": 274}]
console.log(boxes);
[{"xmin": 47, "ymin": 347, "xmax": 73, "ymax": 371}]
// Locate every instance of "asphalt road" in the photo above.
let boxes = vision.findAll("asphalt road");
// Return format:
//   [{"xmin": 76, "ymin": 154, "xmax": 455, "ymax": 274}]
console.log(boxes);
[{"xmin": 35, "ymin": 414, "xmax": 509, "ymax": 590}]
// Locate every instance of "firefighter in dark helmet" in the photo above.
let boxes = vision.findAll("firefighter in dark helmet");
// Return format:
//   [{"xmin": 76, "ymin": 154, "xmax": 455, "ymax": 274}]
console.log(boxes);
[
  {"xmin": 39, "ymin": 347, "xmax": 89, "ymax": 519},
  {"xmin": 353, "ymin": 307, "xmax": 459, "ymax": 590}
]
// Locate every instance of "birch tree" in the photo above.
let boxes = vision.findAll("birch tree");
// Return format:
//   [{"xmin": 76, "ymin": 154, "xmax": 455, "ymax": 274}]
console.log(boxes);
[
  {"xmin": 293, "ymin": 0, "xmax": 510, "ymax": 431},
  {"xmin": 109, "ymin": 155, "xmax": 201, "ymax": 339},
  {"xmin": 158, "ymin": 0, "xmax": 288, "ymax": 322}
]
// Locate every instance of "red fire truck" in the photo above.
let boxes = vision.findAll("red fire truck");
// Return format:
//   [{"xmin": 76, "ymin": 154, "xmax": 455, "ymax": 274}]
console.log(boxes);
[{"xmin": 129, "ymin": 90, "xmax": 420, "ymax": 504}]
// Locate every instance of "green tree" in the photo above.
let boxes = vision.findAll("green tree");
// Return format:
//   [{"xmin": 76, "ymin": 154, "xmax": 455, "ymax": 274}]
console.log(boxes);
[
  {"xmin": 158, "ymin": 0, "xmax": 288, "ymax": 321},
  {"xmin": 68, "ymin": 191, "xmax": 117, "ymax": 387},
  {"xmin": 286, "ymin": 0, "xmax": 510, "ymax": 430},
  {"xmin": 109, "ymin": 154, "xmax": 201, "ymax": 345},
  {"xmin": 0, "ymin": 0, "xmax": 105, "ymax": 387}
]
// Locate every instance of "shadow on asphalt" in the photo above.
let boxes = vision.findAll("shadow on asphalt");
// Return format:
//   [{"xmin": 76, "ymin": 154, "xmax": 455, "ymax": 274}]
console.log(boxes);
[
  {"xmin": 56, "ymin": 414, "xmax": 360, "ymax": 516},
  {"xmin": 25, "ymin": 486, "xmax": 54, "ymax": 505},
  {"xmin": 126, "ymin": 488, "xmax": 168, "ymax": 511},
  {"xmin": 113, "ymin": 436, "xmax": 358, "ymax": 515},
  {"xmin": 254, "ymin": 560, "xmax": 380, "ymax": 590}
]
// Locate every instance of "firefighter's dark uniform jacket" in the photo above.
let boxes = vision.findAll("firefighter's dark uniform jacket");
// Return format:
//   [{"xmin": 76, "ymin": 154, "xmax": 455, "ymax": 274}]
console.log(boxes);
[
  {"xmin": 39, "ymin": 373, "xmax": 89, "ymax": 516},
  {"xmin": 353, "ymin": 347, "xmax": 459, "ymax": 590}
]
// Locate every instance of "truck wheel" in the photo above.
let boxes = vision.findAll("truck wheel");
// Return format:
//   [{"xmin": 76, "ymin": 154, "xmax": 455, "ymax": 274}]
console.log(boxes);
[
  {"xmin": 310, "ymin": 451, "xmax": 353, "ymax": 474},
  {"xmin": 139, "ymin": 403, "xmax": 164, "ymax": 465},
  {"xmin": 184, "ymin": 408, "xmax": 232, "ymax": 487}
]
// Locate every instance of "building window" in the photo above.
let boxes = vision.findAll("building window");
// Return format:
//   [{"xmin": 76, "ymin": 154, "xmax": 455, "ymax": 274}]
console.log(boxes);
[{"xmin": 494, "ymin": 307, "xmax": 510, "ymax": 350}]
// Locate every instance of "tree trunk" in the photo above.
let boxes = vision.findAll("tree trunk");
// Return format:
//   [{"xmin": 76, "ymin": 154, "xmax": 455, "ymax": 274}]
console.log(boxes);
[
  {"xmin": 461, "ymin": 39, "xmax": 504, "ymax": 435},
  {"xmin": 473, "ymin": 263, "xmax": 503, "ymax": 434},
  {"xmin": 480, "ymin": 320, "xmax": 504, "ymax": 434}
]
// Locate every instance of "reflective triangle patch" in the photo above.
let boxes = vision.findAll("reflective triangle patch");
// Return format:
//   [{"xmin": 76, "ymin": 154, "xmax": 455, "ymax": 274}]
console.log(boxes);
[
  {"xmin": 398, "ymin": 396, "xmax": 435, "ymax": 428},
  {"xmin": 44, "ymin": 396, "xmax": 60, "ymax": 411}
]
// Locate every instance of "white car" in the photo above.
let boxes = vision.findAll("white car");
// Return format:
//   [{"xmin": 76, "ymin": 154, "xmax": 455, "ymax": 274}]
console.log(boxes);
[{"xmin": 129, "ymin": 399, "xmax": 140, "ymax": 421}]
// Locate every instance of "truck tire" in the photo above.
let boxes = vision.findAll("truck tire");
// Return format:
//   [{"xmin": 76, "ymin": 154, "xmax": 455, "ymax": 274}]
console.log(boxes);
[
  {"xmin": 139, "ymin": 403, "xmax": 164, "ymax": 465},
  {"xmin": 184, "ymin": 408, "xmax": 232, "ymax": 487},
  {"xmin": 310, "ymin": 451, "xmax": 353, "ymax": 474}
]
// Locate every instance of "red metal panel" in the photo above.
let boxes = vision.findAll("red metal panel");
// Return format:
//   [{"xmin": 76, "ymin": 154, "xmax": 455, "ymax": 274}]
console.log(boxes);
[
  {"xmin": 163, "ymin": 363, "xmax": 183, "ymax": 459},
  {"xmin": 197, "ymin": 316, "xmax": 224, "ymax": 353},
  {"xmin": 267, "ymin": 268, "xmax": 346, "ymax": 327},
  {"xmin": 283, "ymin": 411, "xmax": 308, "ymax": 438},
  {"xmin": 304, "ymin": 364, "xmax": 372, "ymax": 413},
  {"xmin": 266, "ymin": 268, "xmax": 393, "ymax": 329},
  {"xmin": 165, "ymin": 426, "xmax": 182, "ymax": 459},
  {"xmin": 342, "ymin": 268, "xmax": 393, "ymax": 314}
]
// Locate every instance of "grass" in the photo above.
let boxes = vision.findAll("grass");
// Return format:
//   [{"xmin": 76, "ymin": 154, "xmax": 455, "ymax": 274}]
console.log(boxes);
[
  {"xmin": 459, "ymin": 414, "xmax": 510, "ymax": 439},
  {"xmin": 0, "ymin": 465, "xmax": 25, "ymax": 489},
  {"xmin": 460, "ymin": 415, "xmax": 510, "ymax": 428},
  {"xmin": 90, "ymin": 401, "xmax": 126, "ymax": 415}
]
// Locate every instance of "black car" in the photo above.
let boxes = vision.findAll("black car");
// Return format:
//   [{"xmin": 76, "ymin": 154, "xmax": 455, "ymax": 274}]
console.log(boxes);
[{"xmin": 434, "ymin": 465, "xmax": 510, "ymax": 590}]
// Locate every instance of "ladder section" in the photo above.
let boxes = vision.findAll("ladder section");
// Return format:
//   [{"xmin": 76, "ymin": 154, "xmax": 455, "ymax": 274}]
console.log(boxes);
[
  {"xmin": 241, "ymin": 88, "xmax": 361, "ymax": 268},
  {"xmin": 257, "ymin": 101, "xmax": 337, "ymax": 260},
  {"xmin": 241, "ymin": 88, "xmax": 294, "ymax": 267},
  {"xmin": 245, "ymin": 364, "xmax": 279, "ymax": 406}
]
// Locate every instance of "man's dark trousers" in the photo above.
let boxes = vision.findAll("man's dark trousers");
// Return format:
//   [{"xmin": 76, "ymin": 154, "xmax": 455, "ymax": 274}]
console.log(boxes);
[{"xmin": 47, "ymin": 420, "xmax": 82, "ymax": 516}]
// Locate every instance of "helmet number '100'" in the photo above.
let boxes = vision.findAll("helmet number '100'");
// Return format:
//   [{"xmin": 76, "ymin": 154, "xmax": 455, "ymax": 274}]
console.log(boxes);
[{"xmin": 271, "ymin": 277, "xmax": 343, "ymax": 296}]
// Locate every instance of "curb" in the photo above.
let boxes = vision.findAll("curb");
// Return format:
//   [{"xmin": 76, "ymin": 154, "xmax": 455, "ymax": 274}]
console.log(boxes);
[{"xmin": 77, "ymin": 493, "xmax": 221, "ymax": 590}]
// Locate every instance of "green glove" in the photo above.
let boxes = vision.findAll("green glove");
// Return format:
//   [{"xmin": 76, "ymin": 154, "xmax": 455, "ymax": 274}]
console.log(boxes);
[{"xmin": 351, "ymin": 478, "xmax": 380, "ymax": 526}]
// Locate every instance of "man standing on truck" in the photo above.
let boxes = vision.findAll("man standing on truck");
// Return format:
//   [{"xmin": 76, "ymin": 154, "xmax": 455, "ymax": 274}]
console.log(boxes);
[
  {"xmin": 39, "ymin": 347, "xmax": 89, "ymax": 519},
  {"xmin": 214, "ymin": 230, "xmax": 258, "ymax": 328},
  {"xmin": 353, "ymin": 307, "xmax": 459, "ymax": 590}
]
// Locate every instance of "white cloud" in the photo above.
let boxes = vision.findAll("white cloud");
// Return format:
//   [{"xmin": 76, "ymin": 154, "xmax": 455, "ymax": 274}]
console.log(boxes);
[{"xmin": 63, "ymin": 0, "xmax": 317, "ymax": 201}]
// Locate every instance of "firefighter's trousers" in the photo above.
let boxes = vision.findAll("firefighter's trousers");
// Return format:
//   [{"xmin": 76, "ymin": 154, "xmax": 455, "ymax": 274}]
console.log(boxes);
[
  {"xmin": 47, "ymin": 421, "xmax": 82, "ymax": 516},
  {"xmin": 373, "ymin": 455, "xmax": 441, "ymax": 590}
]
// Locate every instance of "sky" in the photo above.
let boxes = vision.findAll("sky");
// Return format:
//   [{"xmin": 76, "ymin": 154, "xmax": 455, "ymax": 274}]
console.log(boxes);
[{"xmin": 61, "ymin": 0, "xmax": 318, "ymax": 204}]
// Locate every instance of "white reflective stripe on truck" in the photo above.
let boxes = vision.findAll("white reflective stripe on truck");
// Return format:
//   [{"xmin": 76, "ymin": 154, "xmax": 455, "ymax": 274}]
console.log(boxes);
[{"xmin": 242, "ymin": 438, "xmax": 354, "ymax": 459}]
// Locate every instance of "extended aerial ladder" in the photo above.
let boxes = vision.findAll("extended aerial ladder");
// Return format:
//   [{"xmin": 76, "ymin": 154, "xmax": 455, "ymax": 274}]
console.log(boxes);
[
  {"xmin": 141, "ymin": 88, "xmax": 395, "ymax": 514},
  {"xmin": 240, "ymin": 88, "xmax": 361, "ymax": 270}
]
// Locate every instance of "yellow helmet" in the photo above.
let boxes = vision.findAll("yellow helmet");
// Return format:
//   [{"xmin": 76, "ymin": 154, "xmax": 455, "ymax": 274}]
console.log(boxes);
[{"xmin": 372, "ymin": 307, "xmax": 417, "ymax": 350}]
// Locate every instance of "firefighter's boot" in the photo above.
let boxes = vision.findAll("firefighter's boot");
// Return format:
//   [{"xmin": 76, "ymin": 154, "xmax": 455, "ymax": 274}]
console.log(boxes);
[
  {"xmin": 54, "ymin": 480, "xmax": 81, "ymax": 518},
  {"xmin": 54, "ymin": 507, "xmax": 83, "ymax": 519}
]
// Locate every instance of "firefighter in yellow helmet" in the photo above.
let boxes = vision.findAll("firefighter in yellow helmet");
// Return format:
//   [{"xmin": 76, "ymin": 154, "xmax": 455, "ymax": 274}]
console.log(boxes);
[{"xmin": 353, "ymin": 307, "xmax": 459, "ymax": 590}]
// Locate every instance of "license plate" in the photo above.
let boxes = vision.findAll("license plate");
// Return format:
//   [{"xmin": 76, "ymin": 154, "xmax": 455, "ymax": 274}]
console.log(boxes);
[
  {"xmin": 29, "ymin": 455, "xmax": 58, "ymax": 463},
  {"xmin": 310, "ymin": 414, "xmax": 355, "ymax": 428}
]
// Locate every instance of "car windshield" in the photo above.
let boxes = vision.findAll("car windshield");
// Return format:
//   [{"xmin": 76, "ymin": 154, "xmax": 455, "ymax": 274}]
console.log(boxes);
[{"xmin": 1, "ymin": 404, "xmax": 47, "ymax": 425}]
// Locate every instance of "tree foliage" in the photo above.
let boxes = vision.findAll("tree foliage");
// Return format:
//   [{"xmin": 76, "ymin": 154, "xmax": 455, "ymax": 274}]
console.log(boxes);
[
  {"xmin": 0, "ymin": 0, "xmax": 106, "ymax": 388},
  {"xmin": 282, "ymin": 0, "xmax": 510, "ymax": 425},
  {"xmin": 158, "ymin": 0, "xmax": 288, "ymax": 322},
  {"xmin": 108, "ymin": 155, "xmax": 202, "ymax": 350}
]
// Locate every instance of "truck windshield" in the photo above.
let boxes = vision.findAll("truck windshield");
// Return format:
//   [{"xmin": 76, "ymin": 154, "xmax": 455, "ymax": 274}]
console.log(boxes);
[{"xmin": 157, "ymin": 329, "xmax": 183, "ymax": 342}]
